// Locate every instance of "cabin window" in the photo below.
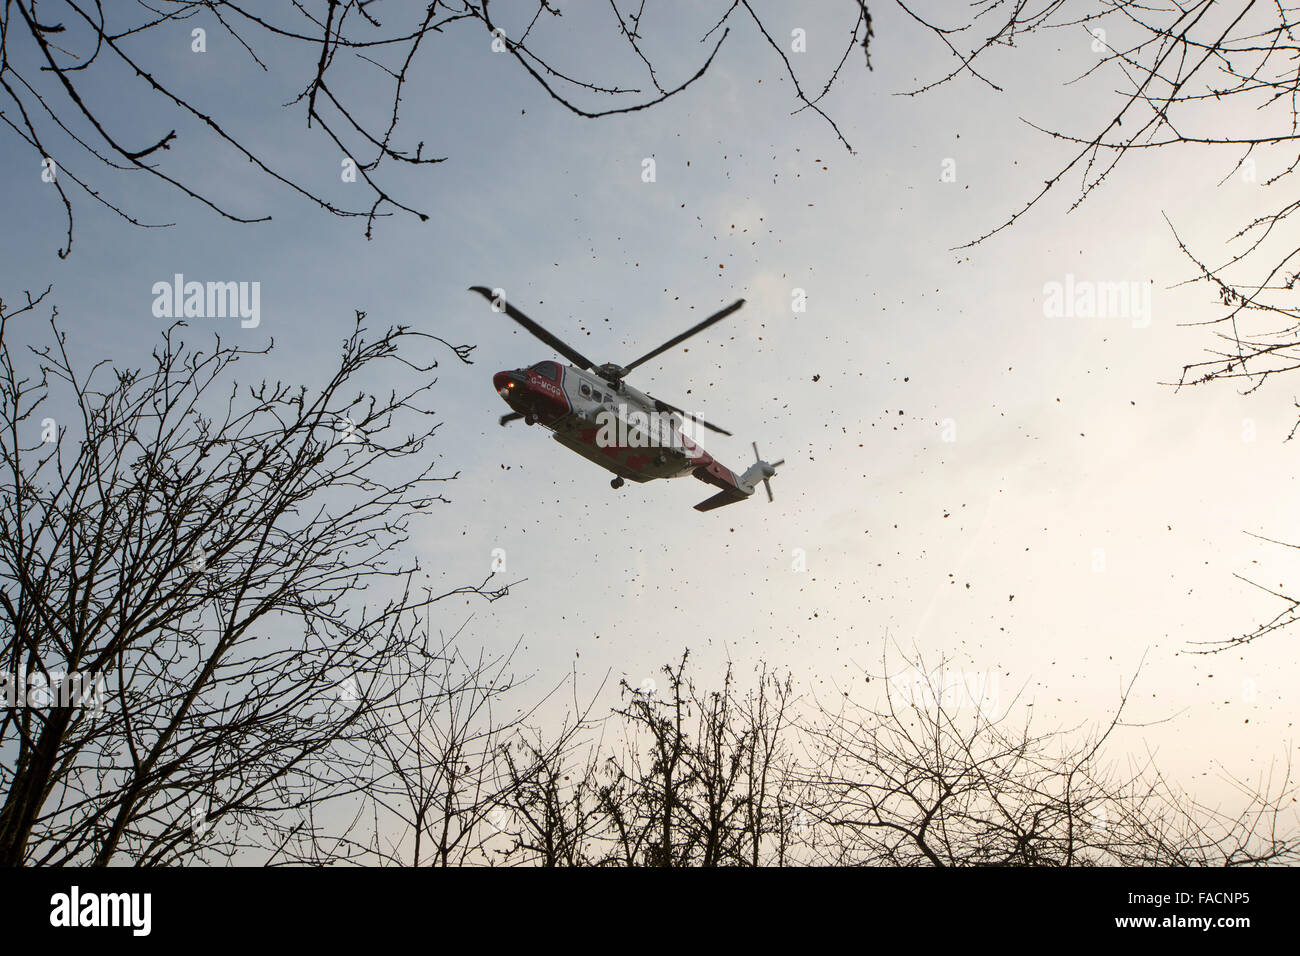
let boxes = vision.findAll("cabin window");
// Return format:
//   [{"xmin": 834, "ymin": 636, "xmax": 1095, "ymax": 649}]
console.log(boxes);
[
  {"xmin": 531, "ymin": 361, "xmax": 560, "ymax": 382},
  {"xmin": 579, "ymin": 382, "xmax": 591, "ymax": 397}
]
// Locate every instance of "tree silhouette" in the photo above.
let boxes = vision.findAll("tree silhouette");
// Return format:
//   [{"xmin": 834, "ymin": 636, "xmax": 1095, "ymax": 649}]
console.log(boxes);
[
  {"xmin": 0, "ymin": 291, "xmax": 519, "ymax": 864},
  {"xmin": 1, "ymin": 0, "xmax": 873, "ymax": 256}
]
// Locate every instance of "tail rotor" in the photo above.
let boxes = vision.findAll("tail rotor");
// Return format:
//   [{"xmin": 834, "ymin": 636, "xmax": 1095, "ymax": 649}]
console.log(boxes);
[{"xmin": 751, "ymin": 442, "xmax": 784, "ymax": 502}]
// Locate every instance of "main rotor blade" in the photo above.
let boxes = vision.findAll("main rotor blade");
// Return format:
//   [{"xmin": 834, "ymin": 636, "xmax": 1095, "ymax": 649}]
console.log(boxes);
[
  {"xmin": 653, "ymin": 396, "xmax": 732, "ymax": 437},
  {"xmin": 469, "ymin": 287, "xmax": 596, "ymax": 371},
  {"xmin": 622, "ymin": 299, "xmax": 745, "ymax": 375}
]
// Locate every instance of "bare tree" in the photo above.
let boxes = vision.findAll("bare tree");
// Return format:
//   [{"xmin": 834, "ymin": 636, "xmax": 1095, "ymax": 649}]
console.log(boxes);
[
  {"xmin": 883, "ymin": 3, "xmax": 1300, "ymax": 650},
  {"xmin": 489, "ymin": 709, "xmax": 608, "ymax": 867},
  {"xmin": 802, "ymin": 646, "xmax": 1299, "ymax": 866},
  {"xmin": 0, "ymin": 287, "xmax": 518, "ymax": 865},
  {"xmin": 905, "ymin": 3, "xmax": 1300, "ymax": 401},
  {"xmin": 561, "ymin": 652, "xmax": 807, "ymax": 867},
  {"xmin": 480, "ymin": 648, "xmax": 1298, "ymax": 867},
  {"xmin": 736, "ymin": 662, "xmax": 805, "ymax": 866},
  {"xmin": 0, "ymin": 0, "xmax": 874, "ymax": 256},
  {"xmin": 357, "ymin": 633, "xmax": 603, "ymax": 867}
]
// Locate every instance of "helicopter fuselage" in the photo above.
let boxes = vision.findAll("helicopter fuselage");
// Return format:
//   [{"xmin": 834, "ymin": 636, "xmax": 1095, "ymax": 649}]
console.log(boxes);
[
  {"xmin": 473, "ymin": 285, "xmax": 779, "ymax": 510},
  {"xmin": 493, "ymin": 361, "xmax": 742, "ymax": 488}
]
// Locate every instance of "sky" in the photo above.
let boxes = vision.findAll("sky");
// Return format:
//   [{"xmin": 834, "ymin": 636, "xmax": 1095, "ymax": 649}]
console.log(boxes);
[{"xmin": 2, "ymin": 1, "xmax": 1297, "ymax": 815}]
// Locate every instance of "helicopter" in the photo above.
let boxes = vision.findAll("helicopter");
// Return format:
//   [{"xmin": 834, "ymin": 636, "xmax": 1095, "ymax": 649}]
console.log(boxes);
[{"xmin": 471, "ymin": 286, "xmax": 783, "ymax": 512}]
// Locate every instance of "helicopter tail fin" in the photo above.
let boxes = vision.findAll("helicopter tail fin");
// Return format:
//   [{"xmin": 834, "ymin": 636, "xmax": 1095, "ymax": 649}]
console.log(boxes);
[
  {"xmin": 693, "ymin": 487, "xmax": 749, "ymax": 512},
  {"xmin": 691, "ymin": 443, "xmax": 783, "ymax": 511}
]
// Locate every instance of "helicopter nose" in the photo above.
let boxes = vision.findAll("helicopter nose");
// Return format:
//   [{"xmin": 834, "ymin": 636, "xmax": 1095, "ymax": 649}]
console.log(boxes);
[{"xmin": 493, "ymin": 370, "xmax": 525, "ymax": 400}]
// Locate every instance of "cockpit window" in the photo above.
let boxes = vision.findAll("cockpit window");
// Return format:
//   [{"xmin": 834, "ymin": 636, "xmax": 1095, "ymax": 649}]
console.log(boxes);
[{"xmin": 531, "ymin": 361, "xmax": 560, "ymax": 381}]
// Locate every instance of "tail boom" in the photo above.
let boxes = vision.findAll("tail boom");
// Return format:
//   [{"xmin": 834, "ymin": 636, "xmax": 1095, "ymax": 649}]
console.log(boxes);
[{"xmin": 690, "ymin": 450, "xmax": 781, "ymax": 512}]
